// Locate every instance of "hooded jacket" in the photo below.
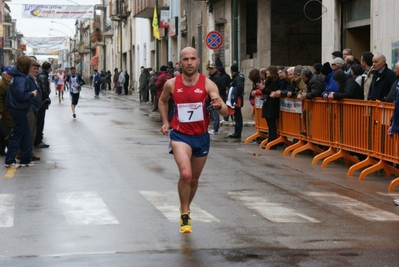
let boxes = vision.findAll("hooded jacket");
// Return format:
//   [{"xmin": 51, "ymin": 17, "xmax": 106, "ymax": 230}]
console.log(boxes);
[
  {"xmin": 6, "ymin": 66, "xmax": 35, "ymax": 112},
  {"xmin": 26, "ymin": 73, "xmax": 42, "ymax": 115}
]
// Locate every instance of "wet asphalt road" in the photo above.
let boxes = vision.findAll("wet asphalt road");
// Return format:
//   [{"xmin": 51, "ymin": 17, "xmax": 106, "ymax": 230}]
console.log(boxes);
[{"xmin": 0, "ymin": 87, "xmax": 398, "ymax": 267}]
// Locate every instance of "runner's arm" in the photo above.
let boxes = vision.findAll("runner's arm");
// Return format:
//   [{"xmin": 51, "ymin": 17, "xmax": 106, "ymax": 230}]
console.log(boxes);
[
  {"xmin": 159, "ymin": 78, "xmax": 175, "ymax": 135},
  {"xmin": 206, "ymin": 78, "xmax": 228, "ymax": 116}
]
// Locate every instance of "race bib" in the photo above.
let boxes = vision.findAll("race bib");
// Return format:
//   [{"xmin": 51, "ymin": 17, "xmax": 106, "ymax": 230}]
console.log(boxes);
[{"xmin": 177, "ymin": 102, "xmax": 204, "ymax": 123}]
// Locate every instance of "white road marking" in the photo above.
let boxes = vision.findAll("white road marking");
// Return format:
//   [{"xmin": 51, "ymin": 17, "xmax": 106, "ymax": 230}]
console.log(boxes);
[
  {"xmin": 140, "ymin": 191, "xmax": 219, "ymax": 222},
  {"xmin": 228, "ymin": 191, "xmax": 320, "ymax": 223},
  {"xmin": 0, "ymin": 194, "xmax": 14, "ymax": 227},
  {"xmin": 57, "ymin": 192, "xmax": 119, "ymax": 225},
  {"xmin": 376, "ymin": 192, "xmax": 399, "ymax": 197},
  {"xmin": 305, "ymin": 192, "xmax": 399, "ymax": 221}
]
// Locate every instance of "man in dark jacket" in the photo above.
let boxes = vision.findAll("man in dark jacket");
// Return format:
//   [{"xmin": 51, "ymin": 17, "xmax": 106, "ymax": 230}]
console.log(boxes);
[
  {"xmin": 25, "ymin": 61, "xmax": 42, "ymax": 161},
  {"xmin": 5, "ymin": 56, "xmax": 38, "ymax": 168},
  {"xmin": 218, "ymin": 66, "xmax": 231, "ymax": 122},
  {"xmin": 299, "ymin": 68, "xmax": 325, "ymax": 100},
  {"xmin": 368, "ymin": 54, "xmax": 396, "ymax": 101},
  {"xmin": 208, "ymin": 64, "xmax": 222, "ymax": 134},
  {"xmin": 327, "ymin": 70, "xmax": 363, "ymax": 100},
  {"xmin": 385, "ymin": 62, "xmax": 399, "ymax": 103},
  {"xmin": 124, "ymin": 71, "xmax": 130, "ymax": 95},
  {"xmin": 389, "ymin": 78, "xmax": 399, "ymax": 136},
  {"xmin": 228, "ymin": 64, "xmax": 245, "ymax": 138},
  {"xmin": 35, "ymin": 62, "xmax": 51, "ymax": 149},
  {"xmin": 0, "ymin": 67, "xmax": 13, "ymax": 155}
]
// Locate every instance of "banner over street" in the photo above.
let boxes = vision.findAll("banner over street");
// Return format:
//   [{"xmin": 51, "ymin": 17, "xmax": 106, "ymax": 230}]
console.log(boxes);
[{"xmin": 22, "ymin": 5, "xmax": 94, "ymax": 19}]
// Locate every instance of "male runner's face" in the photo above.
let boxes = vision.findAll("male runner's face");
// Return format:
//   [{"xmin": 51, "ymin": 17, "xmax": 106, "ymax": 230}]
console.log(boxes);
[{"xmin": 180, "ymin": 48, "xmax": 200, "ymax": 77}]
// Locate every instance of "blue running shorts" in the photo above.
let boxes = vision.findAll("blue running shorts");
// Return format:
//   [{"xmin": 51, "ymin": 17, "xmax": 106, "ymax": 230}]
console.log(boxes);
[{"xmin": 169, "ymin": 129, "xmax": 210, "ymax": 157}]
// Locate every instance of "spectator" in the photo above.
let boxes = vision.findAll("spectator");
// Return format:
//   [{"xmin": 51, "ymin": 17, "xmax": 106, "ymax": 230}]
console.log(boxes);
[
  {"xmin": 328, "ymin": 70, "xmax": 363, "ymax": 100},
  {"xmin": 360, "ymin": 51, "xmax": 374, "ymax": 100},
  {"xmin": 100, "ymin": 70, "xmax": 106, "ymax": 90},
  {"xmin": 26, "ymin": 61, "xmax": 42, "ymax": 161},
  {"xmin": 343, "ymin": 55, "xmax": 355, "ymax": 75},
  {"xmin": 389, "ymin": 66, "xmax": 399, "ymax": 136},
  {"xmin": 342, "ymin": 48, "xmax": 352, "ymax": 60},
  {"xmin": 175, "ymin": 62, "xmax": 182, "ymax": 73},
  {"xmin": 218, "ymin": 66, "xmax": 231, "ymax": 123},
  {"xmin": 207, "ymin": 64, "xmax": 223, "ymax": 135},
  {"xmin": 350, "ymin": 63, "xmax": 364, "ymax": 87},
  {"xmin": 154, "ymin": 66, "xmax": 171, "ymax": 112},
  {"xmin": 214, "ymin": 53, "xmax": 223, "ymax": 68},
  {"xmin": 113, "ymin": 68, "xmax": 119, "ymax": 92},
  {"xmin": 313, "ymin": 63, "xmax": 322, "ymax": 79},
  {"xmin": 5, "ymin": 56, "xmax": 38, "ymax": 168},
  {"xmin": 148, "ymin": 70, "xmax": 157, "ymax": 109},
  {"xmin": 291, "ymin": 65, "xmax": 307, "ymax": 98},
  {"xmin": 35, "ymin": 61, "xmax": 51, "ymax": 149},
  {"xmin": 167, "ymin": 61, "xmax": 175, "ymax": 77},
  {"xmin": 227, "ymin": 64, "xmax": 245, "ymax": 139},
  {"xmin": 92, "ymin": 69, "xmax": 102, "ymax": 98},
  {"xmin": 248, "ymin": 68, "xmax": 260, "ymax": 107},
  {"xmin": 321, "ymin": 58, "xmax": 343, "ymax": 99},
  {"xmin": 386, "ymin": 62, "xmax": 399, "ymax": 103},
  {"xmin": 118, "ymin": 70, "xmax": 125, "ymax": 95},
  {"xmin": 271, "ymin": 67, "xmax": 293, "ymax": 98},
  {"xmin": 0, "ymin": 67, "xmax": 13, "ymax": 155},
  {"xmin": 368, "ymin": 53, "xmax": 396, "ymax": 101},
  {"xmin": 138, "ymin": 66, "xmax": 149, "ymax": 102},
  {"xmin": 320, "ymin": 62, "xmax": 334, "ymax": 87},
  {"xmin": 299, "ymin": 68, "xmax": 325, "ymax": 100},
  {"xmin": 252, "ymin": 65, "xmax": 280, "ymax": 147},
  {"xmin": 105, "ymin": 70, "xmax": 112, "ymax": 90},
  {"xmin": 124, "ymin": 71, "xmax": 130, "ymax": 95},
  {"xmin": 332, "ymin": 51, "xmax": 343, "ymax": 59}
]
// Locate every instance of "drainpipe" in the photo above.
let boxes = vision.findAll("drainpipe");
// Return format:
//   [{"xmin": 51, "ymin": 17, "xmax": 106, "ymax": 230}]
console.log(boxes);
[
  {"xmin": 233, "ymin": 0, "xmax": 238, "ymax": 67},
  {"xmin": 119, "ymin": 0, "xmax": 123, "ymax": 70}
]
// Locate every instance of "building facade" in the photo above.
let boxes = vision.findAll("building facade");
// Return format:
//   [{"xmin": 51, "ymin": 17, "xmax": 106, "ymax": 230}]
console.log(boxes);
[{"xmin": 2, "ymin": 0, "xmax": 399, "ymax": 117}]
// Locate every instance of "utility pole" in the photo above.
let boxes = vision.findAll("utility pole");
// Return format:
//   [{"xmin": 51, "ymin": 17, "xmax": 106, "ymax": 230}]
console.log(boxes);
[
  {"xmin": 119, "ymin": 0, "xmax": 122, "ymax": 70},
  {"xmin": 155, "ymin": 0, "xmax": 159, "ymax": 71}
]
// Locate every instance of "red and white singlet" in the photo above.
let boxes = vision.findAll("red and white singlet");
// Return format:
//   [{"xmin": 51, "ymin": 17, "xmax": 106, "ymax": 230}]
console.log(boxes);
[{"xmin": 170, "ymin": 74, "xmax": 210, "ymax": 135}]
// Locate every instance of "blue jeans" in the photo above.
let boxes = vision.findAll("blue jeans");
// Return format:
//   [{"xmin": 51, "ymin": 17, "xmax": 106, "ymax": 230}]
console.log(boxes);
[
  {"xmin": 234, "ymin": 108, "xmax": 243, "ymax": 136},
  {"xmin": 211, "ymin": 109, "xmax": 220, "ymax": 132},
  {"xmin": 5, "ymin": 110, "xmax": 32, "ymax": 165}
]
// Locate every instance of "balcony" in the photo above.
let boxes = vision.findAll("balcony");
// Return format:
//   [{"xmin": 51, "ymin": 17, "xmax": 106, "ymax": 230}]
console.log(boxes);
[
  {"xmin": 132, "ymin": 0, "xmax": 169, "ymax": 18},
  {"xmin": 91, "ymin": 29, "xmax": 105, "ymax": 46},
  {"xmin": 3, "ymin": 39, "xmax": 13, "ymax": 50},
  {"xmin": 109, "ymin": 0, "xmax": 131, "ymax": 22}
]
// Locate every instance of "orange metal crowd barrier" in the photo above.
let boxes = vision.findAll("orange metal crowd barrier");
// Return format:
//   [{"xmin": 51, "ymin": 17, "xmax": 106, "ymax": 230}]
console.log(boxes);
[
  {"xmin": 245, "ymin": 98, "xmax": 399, "ymax": 191},
  {"xmin": 244, "ymin": 98, "xmax": 268, "ymax": 145}
]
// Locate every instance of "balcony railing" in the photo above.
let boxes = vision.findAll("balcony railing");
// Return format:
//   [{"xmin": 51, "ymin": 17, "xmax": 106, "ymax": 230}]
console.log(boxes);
[{"xmin": 3, "ymin": 39, "xmax": 14, "ymax": 50}]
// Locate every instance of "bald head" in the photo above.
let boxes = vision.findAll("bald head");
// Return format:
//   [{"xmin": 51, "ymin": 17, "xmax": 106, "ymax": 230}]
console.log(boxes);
[
  {"xmin": 180, "ymin": 46, "xmax": 198, "ymax": 59},
  {"xmin": 179, "ymin": 46, "xmax": 200, "ymax": 77},
  {"xmin": 372, "ymin": 53, "xmax": 387, "ymax": 71}
]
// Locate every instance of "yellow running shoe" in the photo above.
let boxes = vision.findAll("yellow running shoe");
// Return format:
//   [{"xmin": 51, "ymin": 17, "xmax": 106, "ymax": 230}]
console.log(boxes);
[{"xmin": 179, "ymin": 214, "xmax": 192, "ymax": 233}]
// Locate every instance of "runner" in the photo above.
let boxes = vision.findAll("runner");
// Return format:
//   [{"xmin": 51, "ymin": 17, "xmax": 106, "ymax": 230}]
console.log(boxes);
[
  {"xmin": 158, "ymin": 47, "xmax": 228, "ymax": 233},
  {"xmin": 56, "ymin": 69, "xmax": 65, "ymax": 104}
]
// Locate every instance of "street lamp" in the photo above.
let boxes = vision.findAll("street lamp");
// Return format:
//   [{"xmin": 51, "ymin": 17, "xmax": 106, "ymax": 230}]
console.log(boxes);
[
  {"xmin": 50, "ymin": 21, "xmax": 75, "ymax": 36},
  {"xmin": 66, "ymin": 0, "xmax": 80, "ymax": 5}
]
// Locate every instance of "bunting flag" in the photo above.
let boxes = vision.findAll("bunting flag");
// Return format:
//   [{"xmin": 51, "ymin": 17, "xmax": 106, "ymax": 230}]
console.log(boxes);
[{"xmin": 152, "ymin": 6, "xmax": 160, "ymax": 40}]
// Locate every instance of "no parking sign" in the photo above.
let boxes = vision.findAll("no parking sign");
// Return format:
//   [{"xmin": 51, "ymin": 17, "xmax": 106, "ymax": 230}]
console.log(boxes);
[{"xmin": 205, "ymin": 31, "xmax": 223, "ymax": 50}]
